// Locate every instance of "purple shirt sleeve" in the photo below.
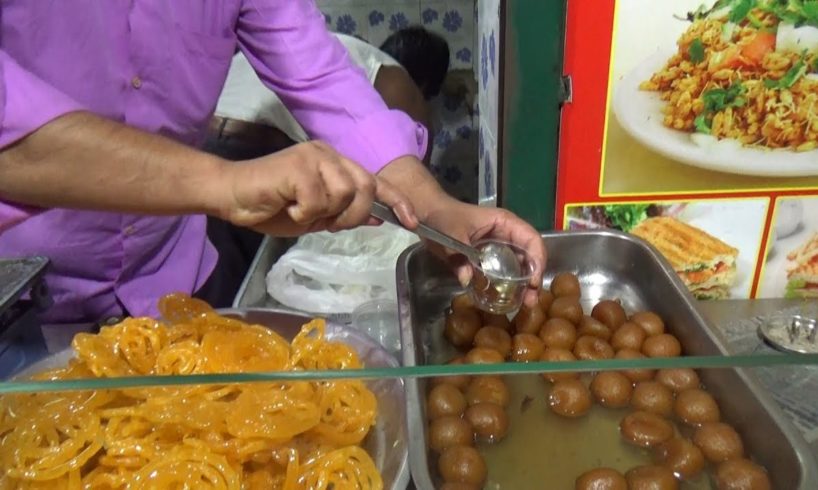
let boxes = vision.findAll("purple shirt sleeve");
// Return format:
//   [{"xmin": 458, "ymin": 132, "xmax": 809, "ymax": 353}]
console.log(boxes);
[
  {"xmin": 0, "ymin": 51, "xmax": 84, "ymax": 230},
  {"xmin": 236, "ymin": 0, "xmax": 428, "ymax": 174}
]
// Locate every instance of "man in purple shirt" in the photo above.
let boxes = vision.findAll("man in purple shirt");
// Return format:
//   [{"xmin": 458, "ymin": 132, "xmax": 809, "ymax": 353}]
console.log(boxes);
[{"xmin": 0, "ymin": 1, "xmax": 546, "ymax": 326}]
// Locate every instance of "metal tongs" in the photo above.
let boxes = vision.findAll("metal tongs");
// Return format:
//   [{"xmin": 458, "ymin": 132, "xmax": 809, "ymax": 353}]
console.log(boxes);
[{"xmin": 370, "ymin": 201, "xmax": 522, "ymax": 278}]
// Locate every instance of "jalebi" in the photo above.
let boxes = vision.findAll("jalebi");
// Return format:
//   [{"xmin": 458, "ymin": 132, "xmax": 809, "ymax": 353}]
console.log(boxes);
[{"xmin": 0, "ymin": 294, "xmax": 381, "ymax": 489}]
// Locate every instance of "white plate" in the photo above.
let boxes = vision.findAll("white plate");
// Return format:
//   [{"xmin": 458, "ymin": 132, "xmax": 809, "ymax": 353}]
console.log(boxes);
[{"xmin": 613, "ymin": 51, "xmax": 818, "ymax": 177}]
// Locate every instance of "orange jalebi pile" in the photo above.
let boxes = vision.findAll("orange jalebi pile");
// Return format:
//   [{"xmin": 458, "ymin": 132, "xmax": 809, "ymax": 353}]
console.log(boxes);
[{"xmin": 0, "ymin": 294, "xmax": 381, "ymax": 489}]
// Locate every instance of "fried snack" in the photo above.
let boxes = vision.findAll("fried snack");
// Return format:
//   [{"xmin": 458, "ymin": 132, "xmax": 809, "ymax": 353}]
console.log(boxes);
[
  {"xmin": 631, "ymin": 217, "xmax": 737, "ymax": 300},
  {"xmin": 640, "ymin": 8, "xmax": 818, "ymax": 151},
  {"xmin": 0, "ymin": 293, "xmax": 382, "ymax": 490}
]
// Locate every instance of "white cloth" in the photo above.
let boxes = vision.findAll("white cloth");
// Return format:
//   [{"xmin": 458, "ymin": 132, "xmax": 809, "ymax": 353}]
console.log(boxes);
[{"xmin": 215, "ymin": 33, "xmax": 401, "ymax": 143}]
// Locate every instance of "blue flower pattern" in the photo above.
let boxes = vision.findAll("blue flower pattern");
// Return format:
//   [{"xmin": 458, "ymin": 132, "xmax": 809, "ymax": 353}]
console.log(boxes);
[
  {"xmin": 443, "ymin": 94, "xmax": 461, "ymax": 112},
  {"xmin": 489, "ymin": 30, "xmax": 496, "ymax": 76},
  {"xmin": 368, "ymin": 10, "xmax": 384, "ymax": 26},
  {"xmin": 442, "ymin": 10, "xmax": 463, "ymax": 32},
  {"xmin": 336, "ymin": 14, "xmax": 356, "ymax": 35},
  {"xmin": 324, "ymin": 14, "xmax": 332, "ymax": 25},
  {"xmin": 456, "ymin": 47, "xmax": 472, "ymax": 63},
  {"xmin": 456, "ymin": 125, "xmax": 471, "ymax": 140},
  {"xmin": 483, "ymin": 150, "xmax": 495, "ymax": 198},
  {"xmin": 480, "ymin": 35, "xmax": 489, "ymax": 85},
  {"xmin": 422, "ymin": 8, "xmax": 438, "ymax": 24},
  {"xmin": 389, "ymin": 13, "xmax": 409, "ymax": 31},
  {"xmin": 435, "ymin": 130, "xmax": 452, "ymax": 149}
]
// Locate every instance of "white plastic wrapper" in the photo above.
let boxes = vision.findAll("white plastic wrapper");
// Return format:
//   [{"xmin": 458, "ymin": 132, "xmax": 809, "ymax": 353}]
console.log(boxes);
[{"xmin": 265, "ymin": 223, "xmax": 419, "ymax": 314}]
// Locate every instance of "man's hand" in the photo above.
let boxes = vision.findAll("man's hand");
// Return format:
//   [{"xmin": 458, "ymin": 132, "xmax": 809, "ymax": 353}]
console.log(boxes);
[
  {"xmin": 378, "ymin": 156, "xmax": 547, "ymax": 307},
  {"xmin": 219, "ymin": 141, "xmax": 417, "ymax": 236}
]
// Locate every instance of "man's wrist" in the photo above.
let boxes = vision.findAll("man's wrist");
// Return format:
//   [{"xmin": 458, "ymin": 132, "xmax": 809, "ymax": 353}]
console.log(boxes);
[
  {"xmin": 193, "ymin": 154, "xmax": 233, "ymax": 220},
  {"xmin": 377, "ymin": 155, "xmax": 451, "ymax": 222}
]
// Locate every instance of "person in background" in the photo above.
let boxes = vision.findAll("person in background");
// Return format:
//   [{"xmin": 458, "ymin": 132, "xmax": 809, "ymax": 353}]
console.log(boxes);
[
  {"xmin": 0, "ymin": 1, "xmax": 546, "ymax": 329},
  {"xmin": 205, "ymin": 26, "xmax": 451, "ymax": 290}
]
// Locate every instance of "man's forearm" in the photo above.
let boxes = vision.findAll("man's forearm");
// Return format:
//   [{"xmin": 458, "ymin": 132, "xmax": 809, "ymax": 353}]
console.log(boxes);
[
  {"xmin": 0, "ymin": 111, "xmax": 226, "ymax": 217},
  {"xmin": 377, "ymin": 155, "xmax": 455, "ymax": 222}
]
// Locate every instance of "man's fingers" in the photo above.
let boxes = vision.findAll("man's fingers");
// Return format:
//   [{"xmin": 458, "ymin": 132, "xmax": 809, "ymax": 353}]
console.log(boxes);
[{"xmin": 327, "ymin": 157, "xmax": 377, "ymax": 231}]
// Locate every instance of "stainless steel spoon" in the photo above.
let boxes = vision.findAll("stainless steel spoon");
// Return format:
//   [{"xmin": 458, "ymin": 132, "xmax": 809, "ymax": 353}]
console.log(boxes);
[{"xmin": 370, "ymin": 201, "xmax": 522, "ymax": 278}]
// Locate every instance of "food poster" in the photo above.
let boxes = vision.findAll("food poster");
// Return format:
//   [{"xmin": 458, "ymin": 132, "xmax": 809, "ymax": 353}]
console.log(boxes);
[{"xmin": 556, "ymin": 0, "xmax": 818, "ymax": 300}]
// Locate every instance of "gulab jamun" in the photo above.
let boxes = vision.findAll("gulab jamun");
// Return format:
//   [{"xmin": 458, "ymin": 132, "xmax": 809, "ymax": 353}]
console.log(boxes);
[
  {"xmin": 445, "ymin": 310, "xmax": 482, "ymax": 348},
  {"xmin": 620, "ymin": 411, "xmax": 675, "ymax": 448},
  {"xmin": 451, "ymin": 293, "xmax": 476, "ymax": 314},
  {"xmin": 675, "ymin": 389, "xmax": 720, "ymax": 426},
  {"xmin": 465, "ymin": 347, "xmax": 505, "ymax": 365},
  {"xmin": 549, "ymin": 296, "xmax": 584, "ymax": 325},
  {"xmin": 465, "ymin": 402, "xmax": 509, "ymax": 442},
  {"xmin": 590, "ymin": 371, "xmax": 633, "ymax": 408},
  {"xmin": 511, "ymin": 333, "xmax": 545, "ymax": 362},
  {"xmin": 513, "ymin": 304, "xmax": 547, "ymax": 335},
  {"xmin": 591, "ymin": 300, "xmax": 627, "ymax": 331},
  {"xmin": 548, "ymin": 379, "xmax": 592, "ymax": 418},
  {"xmin": 539, "ymin": 318, "xmax": 578, "ymax": 350},
  {"xmin": 481, "ymin": 312, "xmax": 512, "ymax": 331},
  {"xmin": 625, "ymin": 465, "xmax": 679, "ymax": 490},
  {"xmin": 653, "ymin": 437, "xmax": 706, "ymax": 480},
  {"xmin": 631, "ymin": 311, "xmax": 666, "ymax": 337},
  {"xmin": 714, "ymin": 458, "xmax": 771, "ymax": 490},
  {"xmin": 577, "ymin": 315, "xmax": 612, "ymax": 341},
  {"xmin": 655, "ymin": 368, "xmax": 700, "ymax": 393},
  {"xmin": 631, "ymin": 381, "xmax": 674, "ymax": 417},
  {"xmin": 611, "ymin": 322, "xmax": 647, "ymax": 352},
  {"xmin": 540, "ymin": 348, "xmax": 580, "ymax": 383},
  {"xmin": 539, "ymin": 289, "xmax": 555, "ymax": 312},
  {"xmin": 427, "ymin": 383, "xmax": 468, "ymax": 419},
  {"xmin": 574, "ymin": 335, "xmax": 615, "ymax": 360},
  {"xmin": 575, "ymin": 468, "xmax": 627, "ymax": 490},
  {"xmin": 431, "ymin": 357, "xmax": 471, "ymax": 390},
  {"xmin": 465, "ymin": 375, "xmax": 510, "ymax": 407},
  {"xmin": 551, "ymin": 272, "xmax": 581, "ymax": 298},
  {"xmin": 615, "ymin": 349, "xmax": 656, "ymax": 382},
  {"xmin": 473, "ymin": 326, "xmax": 512, "ymax": 358},
  {"xmin": 429, "ymin": 416, "xmax": 474, "ymax": 453},
  {"xmin": 438, "ymin": 445, "xmax": 487, "ymax": 486},
  {"xmin": 642, "ymin": 334, "xmax": 682, "ymax": 358},
  {"xmin": 693, "ymin": 422, "xmax": 744, "ymax": 463}
]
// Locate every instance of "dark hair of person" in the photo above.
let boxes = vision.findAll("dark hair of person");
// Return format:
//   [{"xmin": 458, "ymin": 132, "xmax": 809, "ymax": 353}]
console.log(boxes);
[{"xmin": 379, "ymin": 26, "xmax": 450, "ymax": 100}]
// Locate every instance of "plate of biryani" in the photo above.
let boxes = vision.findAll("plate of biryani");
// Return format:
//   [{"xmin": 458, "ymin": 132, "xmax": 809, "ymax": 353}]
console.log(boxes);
[{"xmin": 613, "ymin": 0, "xmax": 818, "ymax": 177}]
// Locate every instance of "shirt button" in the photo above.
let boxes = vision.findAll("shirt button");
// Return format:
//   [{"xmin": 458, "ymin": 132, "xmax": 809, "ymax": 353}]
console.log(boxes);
[
  {"xmin": 124, "ymin": 225, "xmax": 136, "ymax": 235},
  {"xmin": 131, "ymin": 76, "xmax": 142, "ymax": 89}
]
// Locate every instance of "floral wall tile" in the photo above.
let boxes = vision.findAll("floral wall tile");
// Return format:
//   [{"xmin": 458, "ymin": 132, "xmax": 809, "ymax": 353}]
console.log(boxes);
[
  {"xmin": 315, "ymin": 0, "xmax": 479, "ymax": 204},
  {"xmin": 477, "ymin": 0, "xmax": 499, "ymax": 206}
]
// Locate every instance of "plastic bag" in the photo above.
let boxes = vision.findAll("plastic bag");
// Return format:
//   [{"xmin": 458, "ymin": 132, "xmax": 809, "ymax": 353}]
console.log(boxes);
[{"xmin": 265, "ymin": 223, "xmax": 419, "ymax": 314}]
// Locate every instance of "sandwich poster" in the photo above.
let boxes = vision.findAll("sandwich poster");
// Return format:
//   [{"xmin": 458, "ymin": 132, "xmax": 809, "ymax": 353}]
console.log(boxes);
[{"xmin": 555, "ymin": 0, "xmax": 818, "ymax": 300}]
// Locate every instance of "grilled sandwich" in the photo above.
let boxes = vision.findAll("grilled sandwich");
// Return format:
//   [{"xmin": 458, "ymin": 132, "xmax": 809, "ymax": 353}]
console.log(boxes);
[
  {"xmin": 785, "ymin": 233, "xmax": 818, "ymax": 299},
  {"xmin": 630, "ymin": 217, "xmax": 738, "ymax": 300}
]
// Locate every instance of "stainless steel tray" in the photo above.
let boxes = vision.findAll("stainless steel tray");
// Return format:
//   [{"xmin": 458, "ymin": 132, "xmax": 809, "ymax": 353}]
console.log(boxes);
[
  {"xmin": 8, "ymin": 308, "xmax": 410, "ymax": 490},
  {"xmin": 398, "ymin": 230, "xmax": 818, "ymax": 489}
]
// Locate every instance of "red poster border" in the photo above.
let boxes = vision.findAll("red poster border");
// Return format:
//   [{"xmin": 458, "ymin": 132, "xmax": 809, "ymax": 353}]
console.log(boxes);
[{"xmin": 554, "ymin": 0, "xmax": 818, "ymax": 298}]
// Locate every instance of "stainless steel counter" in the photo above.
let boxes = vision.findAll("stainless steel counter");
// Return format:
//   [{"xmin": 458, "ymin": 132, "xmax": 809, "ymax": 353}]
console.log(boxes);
[{"xmin": 693, "ymin": 298, "xmax": 818, "ymax": 459}]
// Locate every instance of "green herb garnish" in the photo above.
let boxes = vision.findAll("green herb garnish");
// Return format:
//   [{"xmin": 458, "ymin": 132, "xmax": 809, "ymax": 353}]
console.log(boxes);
[
  {"xmin": 689, "ymin": 38, "xmax": 706, "ymax": 63},
  {"xmin": 694, "ymin": 82, "xmax": 747, "ymax": 134},
  {"xmin": 757, "ymin": 0, "xmax": 818, "ymax": 27},
  {"xmin": 765, "ymin": 59, "xmax": 808, "ymax": 88},
  {"xmin": 694, "ymin": 114, "xmax": 713, "ymax": 133},
  {"xmin": 602, "ymin": 205, "xmax": 651, "ymax": 232},
  {"xmin": 729, "ymin": 0, "xmax": 756, "ymax": 22}
]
